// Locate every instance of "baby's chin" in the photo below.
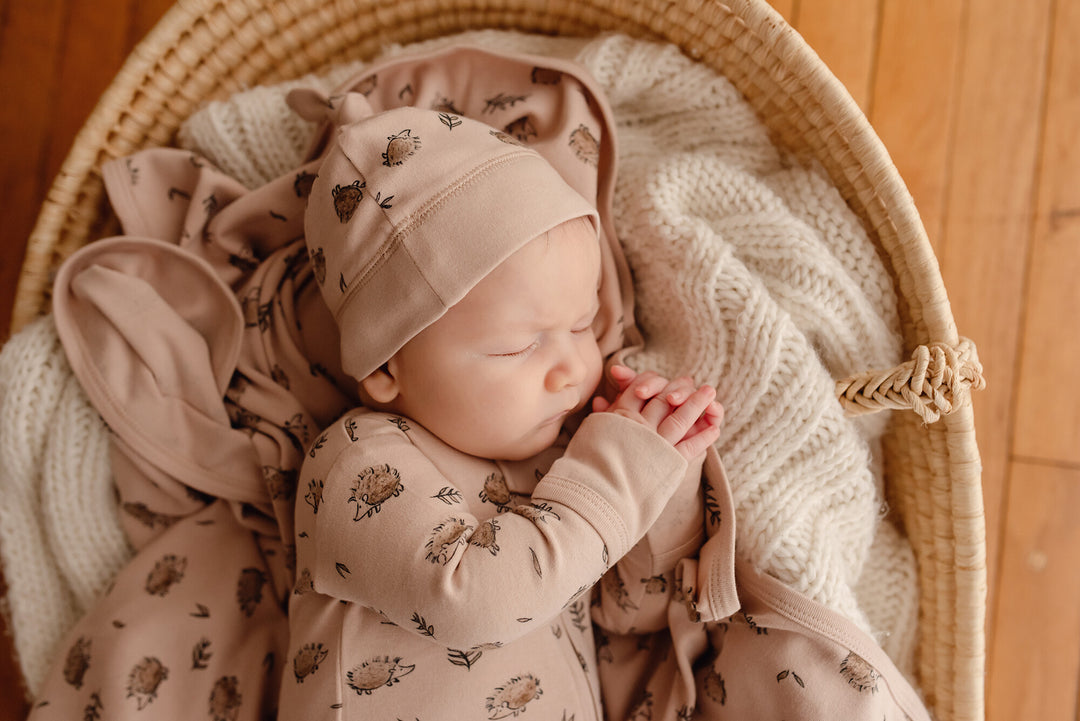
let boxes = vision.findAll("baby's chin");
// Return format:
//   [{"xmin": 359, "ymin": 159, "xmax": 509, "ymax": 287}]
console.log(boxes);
[{"xmin": 482, "ymin": 420, "xmax": 568, "ymax": 463}]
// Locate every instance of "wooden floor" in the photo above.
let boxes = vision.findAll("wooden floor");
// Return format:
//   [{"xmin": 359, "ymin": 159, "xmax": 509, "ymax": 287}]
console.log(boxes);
[{"xmin": 1, "ymin": 0, "xmax": 1077, "ymax": 719}]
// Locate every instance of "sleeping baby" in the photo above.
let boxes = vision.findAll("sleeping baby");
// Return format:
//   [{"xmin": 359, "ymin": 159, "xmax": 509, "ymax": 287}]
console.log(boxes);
[{"xmin": 279, "ymin": 101, "xmax": 721, "ymax": 720}]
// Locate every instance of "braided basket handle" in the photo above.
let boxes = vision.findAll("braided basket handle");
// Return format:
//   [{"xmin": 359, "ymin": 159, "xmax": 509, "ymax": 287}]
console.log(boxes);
[{"xmin": 836, "ymin": 337, "xmax": 986, "ymax": 423}]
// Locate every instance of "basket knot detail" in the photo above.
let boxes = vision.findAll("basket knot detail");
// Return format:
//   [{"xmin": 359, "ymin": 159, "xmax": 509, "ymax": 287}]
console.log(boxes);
[{"xmin": 835, "ymin": 337, "xmax": 986, "ymax": 423}]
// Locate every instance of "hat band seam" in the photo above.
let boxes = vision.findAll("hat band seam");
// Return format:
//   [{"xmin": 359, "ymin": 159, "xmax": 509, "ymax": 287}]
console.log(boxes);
[{"xmin": 332, "ymin": 148, "xmax": 536, "ymax": 322}]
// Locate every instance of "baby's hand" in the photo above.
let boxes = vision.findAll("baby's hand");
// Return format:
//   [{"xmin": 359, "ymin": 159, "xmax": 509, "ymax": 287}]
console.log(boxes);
[{"xmin": 592, "ymin": 365, "xmax": 723, "ymax": 460}]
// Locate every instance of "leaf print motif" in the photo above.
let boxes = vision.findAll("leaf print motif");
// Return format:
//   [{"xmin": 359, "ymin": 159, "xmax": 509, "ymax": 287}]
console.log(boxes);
[
  {"xmin": 412, "ymin": 612, "xmax": 435, "ymax": 637},
  {"xmin": 126, "ymin": 657, "xmax": 169, "ymax": 709},
  {"xmin": 145, "ymin": 554, "xmax": 186, "ymax": 596},
  {"xmin": 335, "ymin": 562, "xmax": 351, "ymax": 579},
  {"xmin": 84, "ymin": 692, "xmax": 104, "ymax": 721},
  {"xmin": 776, "ymin": 669, "xmax": 805, "ymax": 687},
  {"xmin": 346, "ymin": 656, "xmax": 415, "ymax": 695},
  {"xmin": 388, "ymin": 416, "xmax": 411, "ymax": 432},
  {"xmin": 483, "ymin": 92, "xmax": 529, "ymax": 114},
  {"xmin": 349, "ymin": 464, "xmax": 405, "ymax": 520},
  {"xmin": 293, "ymin": 643, "xmax": 329, "ymax": 683},
  {"xmin": 311, "ymin": 247, "xmax": 327, "ymax": 284},
  {"xmin": 191, "ymin": 603, "xmax": 211, "ymax": 618},
  {"xmin": 530, "ymin": 547, "xmax": 542, "ymax": 578},
  {"xmin": 374, "ymin": 191, "xmax": 394, "ymax": 209},
  {"xmin": 305, "ymin": 478, "xmax": 324, "ymax": 514},
  {"xmin": 486, "ymin": 674, "xmax": 542, "ymax": 719},
  {"xmin": 431, "ymin": 486, "xmax": 462, "ymax": 505},
  {"xmin": 568, "ymin": 600, "xmax": 588, "ymax": 633},
  {"xmin": 309, "ymin": 433, "xmax": 328, "ymax": 458},
  {"xmin": 703, "ymin": 484, "xmax": 723, "ymax": 527},
  {"xmin": 439, "ymin": 112, "xmax": 463, "ymax": 130},
  {"xmin": 840, "ymin": 651, "xmax": 880, "ymax": 693},
  {"xmin": 63, "ymin": 637, "xmax": 91, "ymax": 689},
  {"xmin": 447, "ymin": 647, "xmax": 483, "ymax": 670},
  {"xmin": 192, "ymin": 638, "xmax": 212, "ymax": 669},
  {"xmin": 209, "ymin": 675, "xmax": 242, "ymax": 721}
]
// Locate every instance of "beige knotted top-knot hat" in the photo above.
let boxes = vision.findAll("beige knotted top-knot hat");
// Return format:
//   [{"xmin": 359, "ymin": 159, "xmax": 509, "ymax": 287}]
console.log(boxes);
[{"xmin": 303, "ymin": 98, "xmax": 599, "ymax": 382}]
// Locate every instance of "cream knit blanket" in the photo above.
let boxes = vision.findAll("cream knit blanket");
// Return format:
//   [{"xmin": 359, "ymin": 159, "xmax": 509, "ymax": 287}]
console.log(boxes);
[{"xmin": 0, "ymin": 32, "xmax": 918, "ymax": 697}]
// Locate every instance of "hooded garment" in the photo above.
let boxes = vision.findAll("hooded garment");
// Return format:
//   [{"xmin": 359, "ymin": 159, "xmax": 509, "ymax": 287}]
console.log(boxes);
[{"xmin": 300, "ymin": 100, "xmax": 599, "ymax": 382}]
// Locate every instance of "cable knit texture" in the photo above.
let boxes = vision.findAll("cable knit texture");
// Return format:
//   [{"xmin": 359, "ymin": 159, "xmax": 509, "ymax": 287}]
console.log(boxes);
[{"xmin": 0, "ymin": 31, "xmax": 919, "ymax": 694}]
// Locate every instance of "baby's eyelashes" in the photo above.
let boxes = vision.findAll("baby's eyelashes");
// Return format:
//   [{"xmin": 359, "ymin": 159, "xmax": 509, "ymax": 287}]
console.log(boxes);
[{"xmin": 490, "ymin": 340, "xmax": 540, "ymax": 358}]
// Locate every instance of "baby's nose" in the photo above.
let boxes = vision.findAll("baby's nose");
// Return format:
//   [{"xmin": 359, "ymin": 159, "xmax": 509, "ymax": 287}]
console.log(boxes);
[{"xmin": 546, "ymin": 344, "xmax": 587, "ymax": 391}]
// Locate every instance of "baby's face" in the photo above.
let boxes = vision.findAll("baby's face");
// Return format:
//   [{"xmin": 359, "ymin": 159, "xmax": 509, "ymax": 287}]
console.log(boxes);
[{"xmin": 381, "ymin": 218, "xmax": 604, "ymax": 460}]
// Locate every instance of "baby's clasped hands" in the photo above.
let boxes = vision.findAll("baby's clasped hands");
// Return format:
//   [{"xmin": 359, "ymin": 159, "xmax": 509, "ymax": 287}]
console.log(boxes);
[{"xmin": 592, "ymin": 364, "xmax": 723, "ymax": 460}]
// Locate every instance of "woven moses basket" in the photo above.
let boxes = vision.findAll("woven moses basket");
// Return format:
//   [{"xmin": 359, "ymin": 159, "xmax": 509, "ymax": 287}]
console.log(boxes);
[{"xmin": 7, "ymin": 0, "xmax": 987, "ymax": 719}]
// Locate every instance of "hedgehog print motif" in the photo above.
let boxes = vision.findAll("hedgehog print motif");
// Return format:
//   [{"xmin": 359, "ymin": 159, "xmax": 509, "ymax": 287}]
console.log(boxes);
[
  {"xmin": 530, "ymin": 67, "xmax": 562, "ymax": 85},
  {"xmin": 126, "ymin": 657, "xmax": 169, "ymax": 709},
  {"xmin": 208, "ymin": 676, "xmax": 243, "ymax": 721},
  {"xmin": 504, "ymin": 116, "xmax": 537, "ymax": 143},
  {"xmin": 349, "ymin": 464, "xmax": 405, "ymax": 520},
  {"xmin": 294, "ymin": 170, "xmax": 317, "ymax": 198},
  {"xmin": 382, "ymin": 129, "xmax": 422, "ymax": 167},
  {"xmin": 489, "ymin": 129, "xmax": 524, "ymax": 146},
  {"xmin": 840, "ymin": 651, "xmax": 880, "ymax": 693},
  {"xmin": 63, "ymin": 637, "xmax": 91, "ymax": 689},
  {"xmin": 332, "ymin": 180, "xmax": 365, "ymax": 223},
  {"xmin": 346, "ymin": 656, "xmax": 415, "ymax": 695},
  {"xmin": 469, "ymin": 519, "xmax": 501, "ymax": 556},
  {"xmin": 479, "ymin": 472, "xmax": 514, "ymax": 510},
  {"xmin": 486, "ymin": 674, "xmax": 543, "ymax": 719},
  {"xmin": 701, "ymin": 666, "xmax": 726, "ymax": 705},
  {"xmin": 236, "ymin": 567, "xmax": 267, "ymax": 617},
  {"xmin": 293, "ymin": 643, "xmax": 330, "ymax": 683},
  {"xmin": 145, "ymin": 554, "xmax": 187, "ymax": 596},
  {"xmin": 569, "ymin": 125, "xmax": 599, "ymax": 167},
  {"xmin": 512, "ymin": 501, "xmax": 561, "ymax": 524},
  {"xmin": 426, "ymin": 517, "xmax": 472, "ymax": 564}
]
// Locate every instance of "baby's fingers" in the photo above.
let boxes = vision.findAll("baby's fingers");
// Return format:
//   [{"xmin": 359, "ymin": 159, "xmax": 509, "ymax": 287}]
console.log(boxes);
[
  {"xmin": 674, "ymin": 422, "xmax": 722, "ymax": 460},
  {"xmin": 656, "ymin": 385, "xmax": 717, "ymax": 444}
]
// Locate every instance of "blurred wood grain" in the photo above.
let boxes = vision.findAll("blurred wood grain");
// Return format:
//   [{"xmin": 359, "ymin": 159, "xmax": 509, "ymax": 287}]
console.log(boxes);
[{"xmin": 2, "ymin": 1, "xmax": 1077, "ymax": 720}]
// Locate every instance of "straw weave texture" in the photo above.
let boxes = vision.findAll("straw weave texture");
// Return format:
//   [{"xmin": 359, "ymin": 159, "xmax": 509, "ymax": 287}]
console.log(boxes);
[{"xmin": 7, "ymin": 1, "xmax": 986, "ymax": 720}]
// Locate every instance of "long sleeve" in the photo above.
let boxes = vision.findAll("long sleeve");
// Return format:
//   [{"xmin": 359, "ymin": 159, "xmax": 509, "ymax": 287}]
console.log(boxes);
[
  {"xmin": 295, "ymin": 409, "xmax": 686, "ymax": 649},
  {"xmin": 593, "ymin": 453, "xmax": 706, "ymax": 634}
]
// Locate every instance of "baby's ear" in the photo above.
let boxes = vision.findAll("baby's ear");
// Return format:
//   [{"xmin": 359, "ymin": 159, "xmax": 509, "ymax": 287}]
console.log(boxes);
[{"xmin": 360, "ymin": 363, "xmax": 400, "ymax": 404}]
